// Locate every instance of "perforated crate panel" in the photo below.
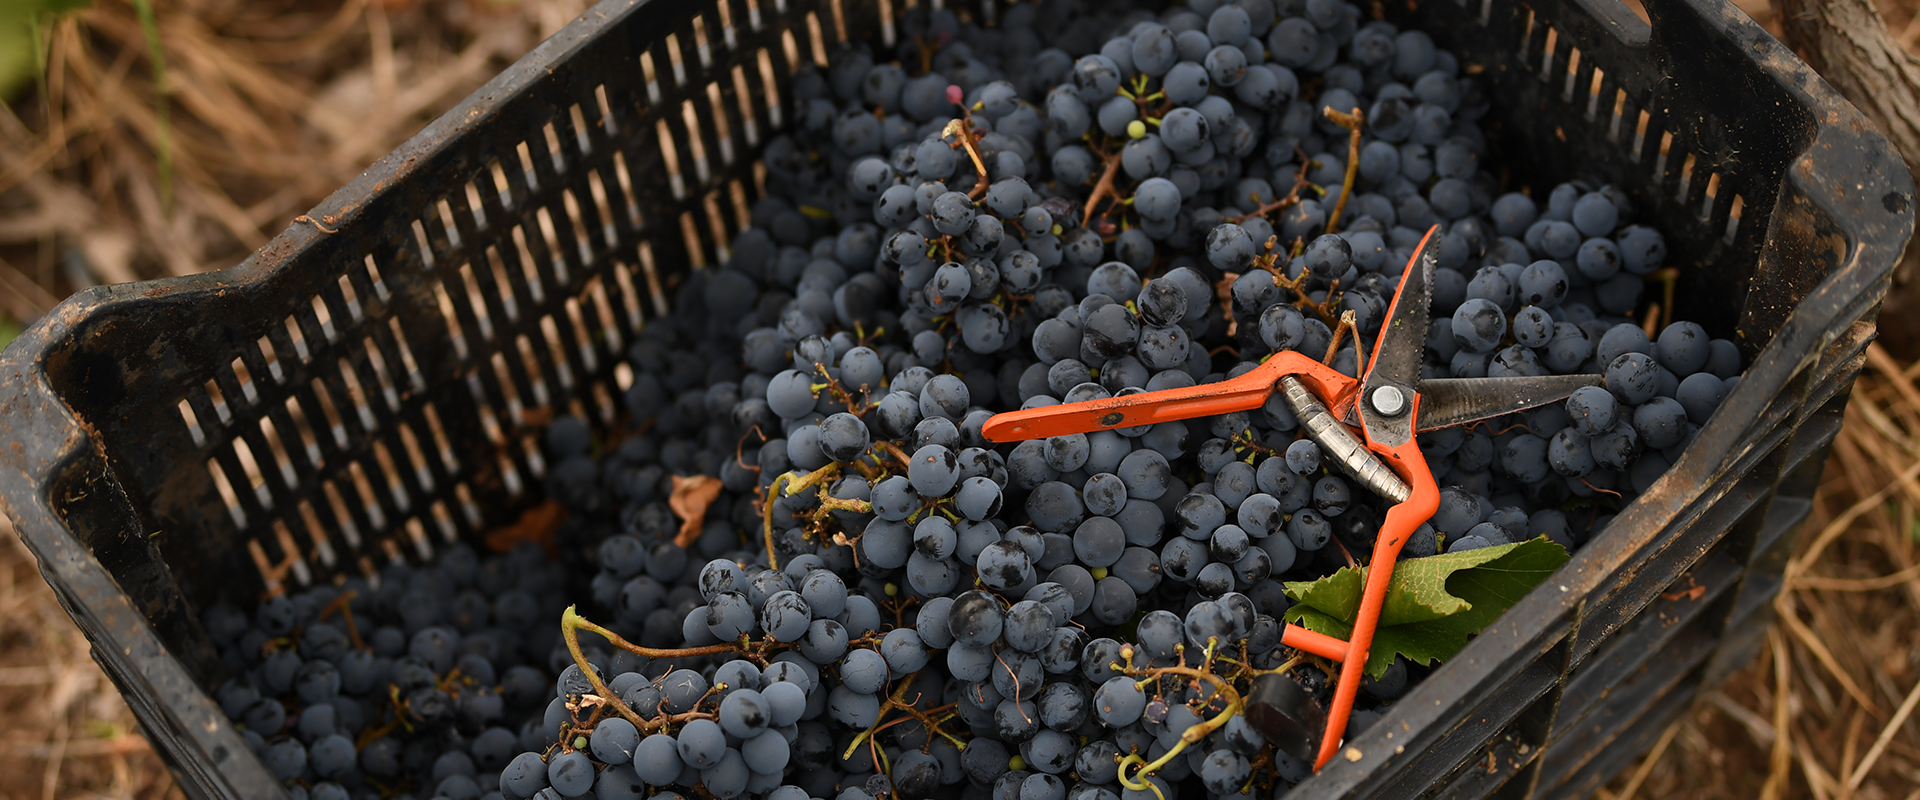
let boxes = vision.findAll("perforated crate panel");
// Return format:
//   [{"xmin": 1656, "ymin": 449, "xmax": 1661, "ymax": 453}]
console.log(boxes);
[
  {"xmin": 144, "ymin": 0, "xmax": 865, "ymax": 608},
  {"xmin": 0, "ymin": 0, "xmax": 1909, "ymax": 798}
]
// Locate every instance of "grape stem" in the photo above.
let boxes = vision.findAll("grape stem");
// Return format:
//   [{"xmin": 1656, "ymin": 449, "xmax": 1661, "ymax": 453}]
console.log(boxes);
[
  {"xmin": 356, "ymin": 716, "xmax": 400, "ymax": 750},
  {"xmin": 1231, "ymin": 427, "xmax": 1281, "ymax": 460},
  {"xmin": 1331, "ymin": 535, "xmax": 1361, "ymax": 571},
  {"xmin": 762, "ymin": 472, "xmax": 792, "ymax": 570},
  {"xmin": 1241, "ymin": 749, "xmax": 1275, "ymax": 794},
  {"xmin": 847, "ymin": 457, "xmax": 885, "ymax": 483},
  {"xmin": 387, "ymin": 685, "xmax": 416, "ymax": 734},
  {"xmin": 943, "ymin": 95, "xmax": 992, "ymax": 201},
  {"xmin": 1121, "ymin": 75, "xmax": 1172, "ymax": 120},
  {"xmin": 913, "ymin": 33, "xmax": 949, "ymax": 75},
  {"xmin": 1293, "ymin": 275, "xmax": 1345, "ymax": 326},
  {"xmin": 1117, "ymin": 699, "xmax": 1246, "ymax": 791},
  {"xmin": 735, "ymin": 427, "xmax": 766, "ymax": 474},
  {"xmin": 1081, "ymin": 142, "xmax": 1126, "ymax": 228},
  {"xmin": 1266, "ymin": 654, "xmax": 1306, "ymax": 676},
  {"xmin": 1322, "ymin": 309, "xmax": 1364, "ymax": 368},
  {"xmin": 1113, "ymin": 639, "xmax": 1250, "ymax": 792},
  {"xmin": 560, "ymin": 606, "xmax": 759, "ymax": 733},
  {"xmin": 1269, "ymin": 258, "xmax": 1308, "ymax": 294},
  {"xmin": 1320, "ymin": 106, "xmax": 1366, "ymax": 235},
  {"xmin": 816, "ymin": 494, "xmax": 875, "ymax": 514},
  {"xmin": 564, "ymin": 606, "xmax": 750, "ymax": 662},
  {"xmin": 316, "ymin": 589, "xmax": 367, "ymax": 651},
  {"xmin": 951, "ymin": 125, "xmax": 991, "ymax": 200},
  {"xmin": 561, "ymin": 606, "xmax": 682, "ymax": 731},
  {"xmin": 810, "ymin": 362, "xmax": 874, "ymax": 417},
  {"xmin": 767, "ymin": 449, "xmax": 907, "ymax": 566},
  {"xmin": 783, "ymin": 462, "xmax": 844, "ymax": 496},
  {"xmin": 1232, "ymin": 148, "xmax": 1316, "ymax": 225},
  {"xmin": 873, "ymin": 440, "xmax": 914, "ymax": 471},
  {"xmin": 840, "ymin": 671, "xmax": 970, "ymax": 760},
  {"xmin": 1580, "ymin": 477, "xmax": 1624, "ymax": 499},
  {"xmin": 763, "ymin": 461, "xmax": 849, "ymax": 567}
]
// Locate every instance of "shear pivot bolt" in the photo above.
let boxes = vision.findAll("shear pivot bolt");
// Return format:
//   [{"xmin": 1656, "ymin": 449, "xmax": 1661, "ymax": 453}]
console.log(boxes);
[{"xmin": 1370, "ymin": 385, "xmax": 1407, "ymax": 416}]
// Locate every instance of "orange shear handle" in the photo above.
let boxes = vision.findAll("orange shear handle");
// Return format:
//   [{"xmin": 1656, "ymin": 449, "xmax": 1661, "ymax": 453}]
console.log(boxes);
[
  {"xmin": 980, "ymin": 351, "xmax": 1355, "ymax": 443},
  {"xmin": 1280, "ymin": 623, "xmax": 1350, "ymax": 662},
  {"xmin": 1312, "ymin": 416, "xmax": 1441, "ymax": 769}
]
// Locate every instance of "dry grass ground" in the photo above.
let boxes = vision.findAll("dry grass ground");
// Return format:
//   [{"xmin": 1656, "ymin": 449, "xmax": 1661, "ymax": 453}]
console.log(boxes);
[
  {"xmin": 0, "ymin": 516, "xmax": 186, "ymax": 800},
  {"xmin": 1, "ymin": 1, "xmax": 1918, "ymax": 798},
  {"xmin": 1593, "ymin": 348, "xmax": 1920, "ymax": 800},
  {"xmin": 0, "ymin": 0, "xmax": 594, "ymax": 305}
]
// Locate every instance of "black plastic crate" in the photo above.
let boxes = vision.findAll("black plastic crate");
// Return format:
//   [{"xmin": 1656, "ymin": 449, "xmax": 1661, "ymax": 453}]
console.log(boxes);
[{"xmin": 0, "ymin": 0, "xmax": 1908, "ymax": 797}]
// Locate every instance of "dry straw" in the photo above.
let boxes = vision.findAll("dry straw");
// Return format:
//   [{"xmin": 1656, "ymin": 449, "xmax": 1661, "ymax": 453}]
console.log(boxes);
[{"xmin": 0, "ymin": 0, "xmax": 589, "ymax": 291}]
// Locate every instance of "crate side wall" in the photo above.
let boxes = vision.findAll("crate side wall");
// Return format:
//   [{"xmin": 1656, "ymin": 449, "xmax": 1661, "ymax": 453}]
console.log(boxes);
[
  {"xmin": 1383, "ymin": 0, "xmax": 1811, "ymax": 343},
  {"xmin": 18, "ymin": 0, "xmax": 840, "ymax": 713}
]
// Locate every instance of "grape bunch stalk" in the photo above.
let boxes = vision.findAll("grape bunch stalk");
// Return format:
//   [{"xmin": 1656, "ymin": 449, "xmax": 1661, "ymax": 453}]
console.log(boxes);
[{"xmin": 1101, "ymin": 640, "xmax": 1314, "ymax": 800}]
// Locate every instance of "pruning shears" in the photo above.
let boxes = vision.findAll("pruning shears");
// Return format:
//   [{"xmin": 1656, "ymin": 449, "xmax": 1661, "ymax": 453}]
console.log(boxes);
[{"xmin": 981, "ymin": 225, "xmax": 1598, "ymax": 768}]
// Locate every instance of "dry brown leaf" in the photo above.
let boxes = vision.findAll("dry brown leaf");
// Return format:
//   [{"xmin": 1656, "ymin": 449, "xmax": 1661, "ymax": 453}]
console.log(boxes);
[
  {"xmin": 565, "ymin": 694, "xmax": 607, "ymax": 714},
  {"xmin": 670, "ymin": 475, "xmax": 724, "ymax": 548},
  {"xmin": 1662, "ymin": 575, "xmax": 1707, "ymax": 602},
  {"xmin": 484, "ymin": 500, "xmax": 566, "ymax": 556}
]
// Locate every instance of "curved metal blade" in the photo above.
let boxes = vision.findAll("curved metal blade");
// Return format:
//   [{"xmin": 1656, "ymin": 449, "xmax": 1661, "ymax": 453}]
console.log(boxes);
[
  {"xmin": 1413, "ymin": 374, "xmax": 1604, "ymax": 431},
  {"xmin": 1355, "ymin": 225, "xmax": 1439, "ymax": 448}
]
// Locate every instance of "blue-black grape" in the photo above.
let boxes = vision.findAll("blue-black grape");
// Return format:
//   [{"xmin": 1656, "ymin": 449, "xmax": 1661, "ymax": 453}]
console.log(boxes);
[
  {"xmin": 1590, "ymin": 421, "xmax": 1643, "ymax": 471},
  {"xmin": 1451, "ymin": 298, "xmax": 1506, "ymax": 353},
  {"xmin": 1633, "ymin": 397, "xmax": 1690, "ymax": 449},
  {"xmin": 1052, "ymin": 146, "xmax": 1097, "ymax": 186},
  {"xmin": 592, "ymin": 717, "xmax": 641, "ymax": 765},
  {"xmin": 1606, "ymin": 352, "xmax": 1661, "ymax": 405},
  {"xmin": 548, "ymin": 750, "xmax": 597, "ymax": 796},
  {"xmin": 1133, "ymin": 177, "xmax": 1181, "ymax": 221},
  {"xmin": 1676, "ymin": 372, "xmax": 1727, "ymax": 423},
  {"xmin": 631, "ymin": 734, "xmax": 684, "ymax": 784},
  {"xmin": 909, "ymin": 444, "xmax": 959, "ymax": 496},
  {"xmin": 1097, "ymin": 95, "xmax": 1139, "ymax": 138},
  {"xmin": 1572, "ymin": 192, "xmax": 1619, "ymax": 236},
  {"xmin": 1618, "ymin": 224, "xmax": 1668, "ymax": 273},
  {"xmin": 1656, "ymin": 321, "xmax": 1710, "ymax": 375}
]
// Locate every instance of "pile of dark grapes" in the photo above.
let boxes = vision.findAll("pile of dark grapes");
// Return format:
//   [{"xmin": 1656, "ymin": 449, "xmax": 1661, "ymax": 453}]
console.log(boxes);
[
  {"xmin": 200, "ymin": 1, "xmax": 1746, "ymax": 799},
  {"xmin": 203, "ymin": 542, "xmax": 572, "ymax": 800}
]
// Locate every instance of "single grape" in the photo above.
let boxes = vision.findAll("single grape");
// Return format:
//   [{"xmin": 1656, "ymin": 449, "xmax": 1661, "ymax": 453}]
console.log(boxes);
[
  {"xmin": 632, "ymin": 734, "xmax": 684, "ymax": 784},
  {"xmin": 548, "ymin": 750, "xmax": 596, "ymax": 797},
  {"xmin": 591, "ymin": 717, "xmax": 641, "ymax": 765},
  {"xmin": 676, "ymin": 718, "xmax": 728, "ymax": 769},
  {"xmin": 503, "ymin": 751, "xmax": 551, "ymax": 796},
  {"xmin": 1451, "ymin": 298, "xmax": 1506, "ymax": 353},
  {"xmin": 909, "ymin": 444, "xmax": 960, "ymax": 497}
]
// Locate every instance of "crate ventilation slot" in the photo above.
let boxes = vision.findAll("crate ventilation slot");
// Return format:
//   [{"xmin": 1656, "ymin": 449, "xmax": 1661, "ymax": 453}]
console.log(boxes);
[{"xmin": 1515, "ymin": 4, "xmax": 1743, "ymax": 243}]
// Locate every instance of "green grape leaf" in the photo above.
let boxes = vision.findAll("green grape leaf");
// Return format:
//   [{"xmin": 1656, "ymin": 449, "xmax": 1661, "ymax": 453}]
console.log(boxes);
[{"xmin": 1282, "ymin": 537, "xmax": 1570, "ymax": 678}]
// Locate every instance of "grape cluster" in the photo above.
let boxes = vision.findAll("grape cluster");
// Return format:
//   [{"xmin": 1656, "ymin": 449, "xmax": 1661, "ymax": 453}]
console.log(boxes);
[{"xmin": 199, "ymin": 2, "xmax": 1744, "ymax": 799}]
